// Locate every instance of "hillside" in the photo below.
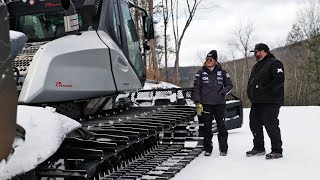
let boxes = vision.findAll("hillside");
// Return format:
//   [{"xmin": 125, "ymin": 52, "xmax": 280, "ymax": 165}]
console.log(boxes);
[{"xmin": 161, "ymin": 41, "xmax": 319, "ymax": 107}]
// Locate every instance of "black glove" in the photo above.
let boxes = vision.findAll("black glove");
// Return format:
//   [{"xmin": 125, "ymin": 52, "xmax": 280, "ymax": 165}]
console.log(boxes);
[{"xmin": 219, "ymin": 91, "xmax": 226, "ymax": 96}]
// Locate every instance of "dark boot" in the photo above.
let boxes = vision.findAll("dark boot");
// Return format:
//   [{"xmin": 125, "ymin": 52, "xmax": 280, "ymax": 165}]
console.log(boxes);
[
  {"xmin": 266, "ymin": 152, "xmax": 283, "ymax": 159},
  {"xmin": 220, "ymin": 151, "xmax": 227, "ymax": 156},
  {"xmin": 246, "ymin": 149, "xmax": 266, "ymax": 157}
]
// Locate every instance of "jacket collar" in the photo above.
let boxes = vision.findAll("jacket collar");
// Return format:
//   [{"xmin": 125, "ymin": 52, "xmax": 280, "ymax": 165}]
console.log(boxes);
[
  {"xmin": 258, "ymin": 53, "xmax": 275, "ymax": 63},
  {"xmin": 202, "ymin": 63, "xmax": 222, "ymax": 73}
]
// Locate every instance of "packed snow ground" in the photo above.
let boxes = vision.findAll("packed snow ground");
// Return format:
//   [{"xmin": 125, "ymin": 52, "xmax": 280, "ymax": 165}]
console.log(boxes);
[
  {"xmin": 173, "ymin": 106, "xmax": 320, "ymax": 180},
  {"xmin": 0, "ymin": 106, "xmax": 80, "ymax": 179},
  {"xmin": 1, "ymin": 80, "xmax": 319, "ymax": 179}
]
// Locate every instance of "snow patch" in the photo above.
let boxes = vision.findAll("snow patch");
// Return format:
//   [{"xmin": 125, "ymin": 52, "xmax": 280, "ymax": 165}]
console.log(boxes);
[
  {"xmin": 130, "ymin": 80, "xmax": 182, "ymax": 107},
  {"xmin": 143, "ymin": 80, "xmax": 180, "ymax": 90},
  {"xmin": 0, "ymin": 105, "xmax": 81, "ymax": 179}
]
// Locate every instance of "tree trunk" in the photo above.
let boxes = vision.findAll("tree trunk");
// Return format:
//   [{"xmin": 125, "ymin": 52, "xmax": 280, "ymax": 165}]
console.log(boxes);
[
  {"xmin": 164, "ymin": 21, "xmax": 168, "ymax": 82},
  {"xmin": 148, "ymin": 0, "xmax": 158, "ymax": 80},
  {"xmin": 162, "ymin": 0, "xmax": 169, "ymax": 82},
  {"xmin": 245, "ymin": 56, "xmax": 249, "ymax": 79},
  {"xmin": 173, "ymin": 49, "xmax": 180, "ymax": 85}
]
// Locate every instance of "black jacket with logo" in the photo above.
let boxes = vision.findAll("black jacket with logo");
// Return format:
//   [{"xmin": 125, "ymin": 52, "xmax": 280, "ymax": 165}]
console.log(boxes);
[
  {"xmin": 247, "ymin": 53, "xmax": 285, "ymax": 105},
  {"xmin": 193, "ymin": 64, "xmax": 233, "ymax": 105}
]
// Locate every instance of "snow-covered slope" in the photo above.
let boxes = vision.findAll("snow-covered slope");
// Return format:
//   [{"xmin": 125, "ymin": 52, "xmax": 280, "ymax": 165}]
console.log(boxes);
[{"xmin": 173, "ymin": 106, "xmax": 320, "ymax": 180}]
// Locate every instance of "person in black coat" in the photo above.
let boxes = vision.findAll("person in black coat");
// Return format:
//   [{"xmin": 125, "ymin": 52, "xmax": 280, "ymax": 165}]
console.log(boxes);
[
  {"xmin": 193, "ymin": 50, "xmax": 233, "ymax": 156},
  {"xmin": 246, "ymin": 43, "xmax": 285, "ymax": 159}
]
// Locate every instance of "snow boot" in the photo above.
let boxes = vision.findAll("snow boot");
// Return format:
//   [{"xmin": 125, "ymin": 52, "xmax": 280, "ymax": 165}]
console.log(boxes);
[
  {"xmin": 220, "ymin": 151, "xmax": 227, "ymax": 156},
  {"xmin": 204, "ymin": 151, "xmax": 211, "ymax": 156},
  {"xmin": 246, "ymin": 149, "xmax": 266, "ymax": 157},
  {"xmin": 266, "ymin": 152, "xmax": 283, "ymax": 159}
]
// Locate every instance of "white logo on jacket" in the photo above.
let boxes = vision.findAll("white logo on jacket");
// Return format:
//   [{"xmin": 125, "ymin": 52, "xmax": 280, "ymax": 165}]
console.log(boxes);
[
  {"xmin": 202, "ymin": 77, "xmax": 209, "ymax": 80},
  {"xmin": 217, "ymin": 71, "xmax": 222, "ymax": 76},
  {"xmin": 277, "ymin": 68, "xmax": 283, "ymax": 73}
]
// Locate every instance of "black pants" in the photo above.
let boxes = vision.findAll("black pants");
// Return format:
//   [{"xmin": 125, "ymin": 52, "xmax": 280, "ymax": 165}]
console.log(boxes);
[
  {"xmin": 250, "ymin": 103, "xmax": 283, "ymax": 153},
  {"xmin": 202, "ymin": 104, "xmax": 228, "ymax": 153}
]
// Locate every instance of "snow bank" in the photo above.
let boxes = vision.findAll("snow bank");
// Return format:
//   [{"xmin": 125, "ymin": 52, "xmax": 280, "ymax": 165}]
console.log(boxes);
[
  {"xmin": 9, "ymin": 30, "xmax": 28, "ymax": 59},
  {"xmin": 0, "ymin": 106, "xmax": 81, "ymax": 179}
]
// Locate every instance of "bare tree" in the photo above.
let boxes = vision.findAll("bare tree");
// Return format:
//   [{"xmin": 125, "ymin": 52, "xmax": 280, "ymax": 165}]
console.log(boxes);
[
  {"xmin": 224, "ymin": 47, "xmax": 239, "ymax": 97},
  {"xmin": 226, "ymin": 21, "xmax": 255, "ymax": 106},
  {"xmin": 297, "ymin": 0, "xmax": 320, "ymax": 39},
  {"xmin": 294, "ymin": 0, "xmax": 320, "ymax": 104},
  {"xmin": 196, "ymin": 50, "xmax": 208, "ymax": 65},
  {"xmin": 170, "ymin": 0, "xmax": 204, "ymax": 85},
  {"xmin": 286, "ymin": 23, "xmax": 305, "ymax": 45},
  {"xmin": 228, "ymin": 20, "xmax": 255, "ymax": 79},
  {"xmin": 148, "ymin": 0, "xmax": 160, "ymax": 80},
  {"xmin": 161, "ymin": 0, "xmax": 170, "ymax": 82},
  {"xmin": 131, "ymin": 0, "xmax": 162, "ymax": 81}
]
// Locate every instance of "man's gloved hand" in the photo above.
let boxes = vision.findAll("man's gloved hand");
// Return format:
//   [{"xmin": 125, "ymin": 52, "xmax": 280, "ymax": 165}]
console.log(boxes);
[
  {"xmin": 196, "ymin": 103, "xmax": 203, "ymax": 116},
  {"xmin": 220, "ymin": 91, "xmax": 226, "ymax": 96}
]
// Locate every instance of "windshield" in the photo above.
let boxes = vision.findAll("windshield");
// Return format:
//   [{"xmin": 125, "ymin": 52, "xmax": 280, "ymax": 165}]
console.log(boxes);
[{"xmin": 17, "ymin": 12, "xmax": 82, "ymax": 42}]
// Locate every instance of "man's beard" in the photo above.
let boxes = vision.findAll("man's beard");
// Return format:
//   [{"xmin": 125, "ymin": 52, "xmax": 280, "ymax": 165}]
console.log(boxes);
[{"xmin": 255, "ymin": 55, "xmax": 261, "ymax": 61}]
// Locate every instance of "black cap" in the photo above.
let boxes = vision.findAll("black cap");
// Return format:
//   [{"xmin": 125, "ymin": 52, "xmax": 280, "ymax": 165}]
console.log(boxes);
[
  {"xmin": 206, "ymin": 50, "xmax": 217, "ymax": 60},
  {"xmin": 250, "ymin": 43, "xmax": 270, "ymax": 53}
]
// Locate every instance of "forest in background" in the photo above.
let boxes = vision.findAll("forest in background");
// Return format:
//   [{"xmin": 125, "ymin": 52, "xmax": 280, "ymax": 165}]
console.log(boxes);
[{"xmin": 131, "ymin": 0, "xmax": 320, "ymax": 107}]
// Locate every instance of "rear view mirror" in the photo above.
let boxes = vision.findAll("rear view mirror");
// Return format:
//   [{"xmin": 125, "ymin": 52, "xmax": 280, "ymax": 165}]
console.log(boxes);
[
  {"xmin": 80, "ymin": 0, "xmax": 100, "ymax": 30},
  {"xmin": 143, "ymin": 16, "xmax": 154, "ymax": 40},
  {"xmin": 61, "ymin": 0, "xmax": 79, "ymax": 32}
]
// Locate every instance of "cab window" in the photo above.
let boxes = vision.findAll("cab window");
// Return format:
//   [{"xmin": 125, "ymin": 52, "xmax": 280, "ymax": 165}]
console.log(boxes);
[
  {"xmin": 17, "ymin": 12, "xmax": 82, "ymax": 42},
  {"xmin": 112, "ymin": 0, "xmax": 122, "ymax": 45},
  {"xmin": 120, "ymin": 1, "xmax": 143, "ymax": 78}
]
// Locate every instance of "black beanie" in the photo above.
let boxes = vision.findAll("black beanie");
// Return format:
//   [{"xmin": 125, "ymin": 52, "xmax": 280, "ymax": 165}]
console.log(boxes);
[{"xmin": 206, "ymin": 50, "xmax": 217, "ymax": 61}]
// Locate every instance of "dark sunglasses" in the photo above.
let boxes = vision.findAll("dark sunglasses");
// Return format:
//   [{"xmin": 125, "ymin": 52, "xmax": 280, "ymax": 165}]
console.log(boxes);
[
  {"xmin": 254, "ymin": 50, "xmax": 260, "ymax": 54},
  {"xmin": 206, "ymin": 58, "xmax": 214, "ymax": 62}
]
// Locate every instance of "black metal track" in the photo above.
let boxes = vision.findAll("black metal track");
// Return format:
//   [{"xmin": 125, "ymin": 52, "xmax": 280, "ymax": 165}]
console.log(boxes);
[
  {"xmin": 35, "ymin": 105, "xmax": 201, "ymax": 179},
  {"xmin": 30, "ymin": 87, "xmax": 244, "ymax": 180}
]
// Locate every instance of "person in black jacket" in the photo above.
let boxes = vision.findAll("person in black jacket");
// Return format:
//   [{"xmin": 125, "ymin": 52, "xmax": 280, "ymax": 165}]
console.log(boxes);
[
  {"xmin": 193, "ymin": 50, "xmax": 233, "ymax": 156},
  {"xmin": 246, "ymin": 43, "xmax": 284, "ymax": 159}
]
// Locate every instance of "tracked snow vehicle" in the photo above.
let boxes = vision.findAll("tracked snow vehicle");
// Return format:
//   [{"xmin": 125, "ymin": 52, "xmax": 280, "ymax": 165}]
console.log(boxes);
[
  {"xmin": 7, "ymin": 0, "xmax": 155, "ymax": 119},
  {"xmin": 1, "ymin": 0, "xmax": 243, "ymax": 179}
]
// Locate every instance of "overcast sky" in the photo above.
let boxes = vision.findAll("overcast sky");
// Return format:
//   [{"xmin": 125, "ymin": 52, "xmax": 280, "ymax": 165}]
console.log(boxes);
[{"xmin": 156, "ymin": 0, "xmax": 306, "ymax": 67}]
